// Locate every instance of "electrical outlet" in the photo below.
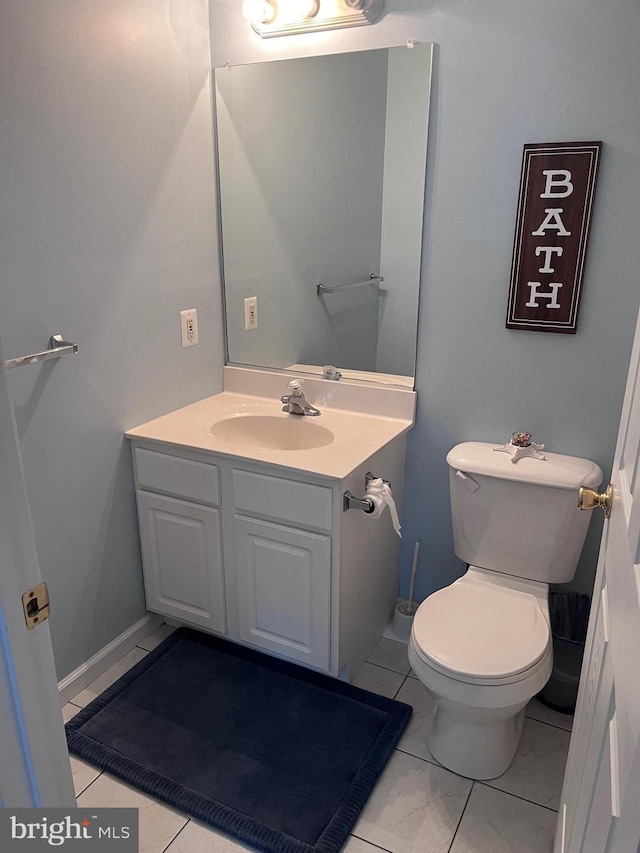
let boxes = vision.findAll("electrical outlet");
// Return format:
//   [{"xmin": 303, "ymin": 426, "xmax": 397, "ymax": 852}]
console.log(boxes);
[
  {"xmin": 244, "ymin": 296, "xmax": 258, "ymax": 331},
  {"xmin": 180, "ymin": 309, "xmax": 199, "ymax": 347}
]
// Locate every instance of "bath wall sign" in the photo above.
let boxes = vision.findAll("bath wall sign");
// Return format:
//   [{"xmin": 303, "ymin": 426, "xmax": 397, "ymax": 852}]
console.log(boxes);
[{"xmin": 506, "ymin": 141, "xmax": 602, "ymax": 334}]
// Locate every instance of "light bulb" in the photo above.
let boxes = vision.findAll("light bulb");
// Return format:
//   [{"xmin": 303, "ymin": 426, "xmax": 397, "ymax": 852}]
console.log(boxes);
[{"xmin": 241, "ymin": 0, "xmax": 278, "ymax": 25}]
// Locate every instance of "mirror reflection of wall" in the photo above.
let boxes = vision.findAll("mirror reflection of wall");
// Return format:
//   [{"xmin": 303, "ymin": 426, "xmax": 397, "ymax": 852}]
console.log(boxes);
[{"xmin": 215, "ymin": 43, "xmax": 432, "ymax": 387}]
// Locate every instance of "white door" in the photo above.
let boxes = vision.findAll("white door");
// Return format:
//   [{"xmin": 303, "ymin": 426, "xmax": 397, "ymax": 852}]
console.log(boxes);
[
  {"xmin": 0, "ymin": 337, "xmax": 75, "ymax": 807},
  {"xmin": 556, "ymin": 307, "xmax": 640, "ymax": 853}
]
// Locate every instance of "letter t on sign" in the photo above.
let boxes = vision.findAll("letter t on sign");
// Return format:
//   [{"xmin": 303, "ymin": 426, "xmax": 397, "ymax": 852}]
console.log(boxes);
[{"xmin": 506, "ymin": 141, "xmax": 602, "ymax": 334}]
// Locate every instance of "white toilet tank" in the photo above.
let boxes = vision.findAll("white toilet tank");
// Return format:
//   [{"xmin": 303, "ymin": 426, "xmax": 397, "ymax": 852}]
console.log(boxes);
[{"xmin": 447, "ymin": 441, "xmax": 603, "ymax": 583}]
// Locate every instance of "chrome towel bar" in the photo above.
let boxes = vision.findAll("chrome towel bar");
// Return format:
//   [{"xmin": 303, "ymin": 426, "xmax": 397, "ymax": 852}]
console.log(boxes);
[
  {"xmin": 4, "ymin": 334, "xmax": 79, "ymax": 370},
  {"xmin": 316, "ymin": 274, "xmax": 384, "ymax": 296}
]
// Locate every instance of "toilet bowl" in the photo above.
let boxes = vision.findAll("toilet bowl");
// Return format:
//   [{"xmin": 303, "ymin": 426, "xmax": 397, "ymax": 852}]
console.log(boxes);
[
  {"xmin": 408, "ymin": 567, "xmax": 553, "ymax": 779},
  {"xmin": 407, "ymin": 439, "xmax": 602, "ymax": 781}
]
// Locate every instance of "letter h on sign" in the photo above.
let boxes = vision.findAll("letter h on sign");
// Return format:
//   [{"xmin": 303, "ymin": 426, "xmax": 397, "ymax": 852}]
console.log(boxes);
[{"xmin": 506, "ymin": 142, "xmax": 601, "ymax": 333}]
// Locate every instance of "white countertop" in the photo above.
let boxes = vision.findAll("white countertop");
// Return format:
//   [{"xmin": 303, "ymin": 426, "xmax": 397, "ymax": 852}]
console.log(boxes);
[{"xmin": 125, "ymin": 389, "xmax": 414, "ymax": 480}]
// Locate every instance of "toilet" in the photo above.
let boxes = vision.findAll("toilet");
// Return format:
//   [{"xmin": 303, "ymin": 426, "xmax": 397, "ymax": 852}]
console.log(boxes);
[{"xmin": 408, "ymin": 439, "xmax": 602, "ymax": 780}]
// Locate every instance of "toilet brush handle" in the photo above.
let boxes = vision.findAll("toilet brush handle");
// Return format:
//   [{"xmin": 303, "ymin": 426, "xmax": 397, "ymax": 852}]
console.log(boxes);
[{"xmin": 407, "ymin": 541, "xmax": 420, "ymax": 613}]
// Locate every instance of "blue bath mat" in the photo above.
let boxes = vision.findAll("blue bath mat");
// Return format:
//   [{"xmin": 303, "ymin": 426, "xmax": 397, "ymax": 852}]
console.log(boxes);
[{"xmin": 66, "ymin": 628, "xmax": 411, "ymax": 853}]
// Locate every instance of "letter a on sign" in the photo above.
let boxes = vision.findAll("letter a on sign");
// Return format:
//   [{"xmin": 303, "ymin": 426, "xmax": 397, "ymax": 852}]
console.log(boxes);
[{"xmin": 506, "ymin": 141, "xmax": 601, "ymax": 333}]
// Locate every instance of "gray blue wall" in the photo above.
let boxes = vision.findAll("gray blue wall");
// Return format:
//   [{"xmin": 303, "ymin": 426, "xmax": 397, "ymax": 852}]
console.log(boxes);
[
  {"xmin": 209, "ymin": 0, "xmax": 640, "ymax": 598},
  {"xmin": 0, "ymin": 0, "xmax": 223, "ymax": 678}
]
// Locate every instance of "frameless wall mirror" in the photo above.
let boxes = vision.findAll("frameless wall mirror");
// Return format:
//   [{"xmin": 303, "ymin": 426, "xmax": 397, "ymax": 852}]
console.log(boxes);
[{"xmin": 214, "ymin": 43, "xmax": 433, "ymax": 388}]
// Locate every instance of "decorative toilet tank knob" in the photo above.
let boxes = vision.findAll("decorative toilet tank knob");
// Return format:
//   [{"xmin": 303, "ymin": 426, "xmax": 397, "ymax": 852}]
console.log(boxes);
[
  {"xmin": 493, "ymin": 432, "xmax": 546, "ymax": 463},
  {"xmin": 578, "ymin": 484, "xmax": 614, "ymax": 518},
  {"xmin": 511, "ymin": 432, "xmax": 532, "ymax": 447}
]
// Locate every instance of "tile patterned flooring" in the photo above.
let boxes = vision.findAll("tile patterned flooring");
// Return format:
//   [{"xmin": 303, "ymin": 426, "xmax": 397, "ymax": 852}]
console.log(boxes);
[{"xmin": 63, "ymin": 626, "xmax": 572, "ymax": 853}]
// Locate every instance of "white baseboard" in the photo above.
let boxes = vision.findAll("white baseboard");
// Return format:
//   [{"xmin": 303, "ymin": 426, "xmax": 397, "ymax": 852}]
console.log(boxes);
[{"xmin": 57, "ymin": 613, "xmax": 164, "ymax": 706}]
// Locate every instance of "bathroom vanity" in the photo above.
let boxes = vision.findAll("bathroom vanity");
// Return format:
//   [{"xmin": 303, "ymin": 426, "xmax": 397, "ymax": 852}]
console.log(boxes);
[{"xmin": 126, "ymin": 368, "xmax": 415, "ymax": 679}]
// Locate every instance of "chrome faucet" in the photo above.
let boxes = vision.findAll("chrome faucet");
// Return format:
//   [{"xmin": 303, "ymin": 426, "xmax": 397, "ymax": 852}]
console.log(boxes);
[{"xmin": 281, "ymin": 378, "xmax": 320, "ymax": 416}]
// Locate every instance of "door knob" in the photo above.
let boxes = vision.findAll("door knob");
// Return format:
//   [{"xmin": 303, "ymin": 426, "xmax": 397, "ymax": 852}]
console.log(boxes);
[{"xmin": 578, "ymin": 484, "xmax": 613, "ymax": 519}]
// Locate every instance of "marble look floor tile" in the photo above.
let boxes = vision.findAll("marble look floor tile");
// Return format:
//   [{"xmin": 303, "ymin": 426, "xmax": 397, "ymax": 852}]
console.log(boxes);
[
  {"xmin": 352, "ymin": 662, "xmax": 406, "ymax": 699},
  {"xmin": 450, "ymin": 784, "xmax": 556, "ymax": 853},
  {"xmin": 165, "ymin": 820, "xmax": 255, "ymax": 853},
  {"xmin": 353, "ymin": 749, "xmax": 472, "ymax": 853},
  {"xmin": 70, "ymin": 756, "xmax": 101, "ymax": 797},
  {"xmin": 485, "ymin": 718, "xmax": 570, "ymax": 810},
  {"xmin": 77, "ymin": 772, "xmax": 188, "ymax": 853},
  {"xmin": 526, "ymin": 698, "xmax": 573, "ymax": 732},
  {"xmin": 345, "ymin": 836, "xmax": 392, "ymax": 853},
  {"xmin": 394, "ymin": 676, "xmax": 440, "ymax": 765},
  {"xmin": 62, "ymin": 702, "xmax": 82, "ymax": 723},
  {"xmin": 367, "ymin": 637, "xmax": 411, "ymax": 675},
  {"xmin": 137, "ymin": 622, "xmax": 176, "ymax": 652},
  {"xmin": 71, "ymin": 646, "xmax": 149, "ymax": 708}
]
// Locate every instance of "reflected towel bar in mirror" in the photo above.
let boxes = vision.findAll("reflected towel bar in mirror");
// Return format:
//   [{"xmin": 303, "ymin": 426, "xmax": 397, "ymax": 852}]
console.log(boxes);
[
  {"xmin": 316, "ymin": 274, "xmax": 384, "ymax": 296},
  {"xmin": 4, "ymin": 334, "xmax": 79, "ymax": 370}
]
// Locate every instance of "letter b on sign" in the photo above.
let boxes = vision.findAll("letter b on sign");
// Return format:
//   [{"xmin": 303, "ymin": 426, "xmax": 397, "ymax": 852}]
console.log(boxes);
[{"xmin": 541, "ymin": 169, "xmax": 574, "ymax": 198}]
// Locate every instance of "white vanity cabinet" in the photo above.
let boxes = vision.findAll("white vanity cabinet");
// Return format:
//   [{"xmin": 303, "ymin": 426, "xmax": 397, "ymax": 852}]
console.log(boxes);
[{"xmin": 130, "ymin": 433, "xmax": 406, "ymax": 680}]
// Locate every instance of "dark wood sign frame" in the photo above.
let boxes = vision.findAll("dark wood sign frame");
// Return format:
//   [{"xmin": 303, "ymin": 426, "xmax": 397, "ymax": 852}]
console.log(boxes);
[{"xmin": 506, "ymin": 141, "xmax": 602, "ymax": 334}]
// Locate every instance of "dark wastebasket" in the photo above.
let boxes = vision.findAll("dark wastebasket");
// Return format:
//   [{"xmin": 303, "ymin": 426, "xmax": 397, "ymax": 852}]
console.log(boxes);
[{"xmin": 538, "ymin": 591, "xmax": 590, "ymax": 714}]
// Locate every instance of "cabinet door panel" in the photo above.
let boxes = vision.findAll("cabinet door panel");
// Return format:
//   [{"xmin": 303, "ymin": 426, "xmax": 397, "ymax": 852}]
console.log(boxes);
[
  {"xmin": 137, "ymin": 491, "xmax": 226, "ymax": 633},
  {"xmin": 235, "ymin": 515, "xmax": 330, "ymax": 670}
]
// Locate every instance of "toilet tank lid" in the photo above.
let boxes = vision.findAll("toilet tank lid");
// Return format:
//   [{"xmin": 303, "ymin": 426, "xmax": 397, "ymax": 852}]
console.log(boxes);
[{"xmin": 447, "ymin": 441, "xmax": 602, "ymax": 490}]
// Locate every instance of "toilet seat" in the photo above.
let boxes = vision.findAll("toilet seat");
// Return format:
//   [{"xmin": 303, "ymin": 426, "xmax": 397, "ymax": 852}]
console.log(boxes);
[{"xmin": 411, "ymin": 576, "xmax": 550, "ymax": 685}]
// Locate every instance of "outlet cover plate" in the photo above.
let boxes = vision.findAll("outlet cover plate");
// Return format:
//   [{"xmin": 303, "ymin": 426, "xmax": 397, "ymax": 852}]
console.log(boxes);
[{"xmin": 180, "ymin": 309, "xmax": 199, "ymax": 347}]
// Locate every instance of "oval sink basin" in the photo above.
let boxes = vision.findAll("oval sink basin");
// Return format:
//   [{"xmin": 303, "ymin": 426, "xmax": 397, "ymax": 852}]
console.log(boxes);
[{"xmin": 210, "ymin": 414, "xmax": 335, "ymax": 451}]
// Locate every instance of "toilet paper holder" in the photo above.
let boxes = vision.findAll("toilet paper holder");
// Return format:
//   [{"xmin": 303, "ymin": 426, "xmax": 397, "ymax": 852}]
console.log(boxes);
[{"xmin": 343, "ymin": 472, "xmax": 390, "ymax": 513}]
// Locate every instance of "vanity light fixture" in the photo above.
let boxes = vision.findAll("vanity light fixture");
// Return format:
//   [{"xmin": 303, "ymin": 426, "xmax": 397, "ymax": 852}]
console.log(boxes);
[{"xmin": 242, "ymin": 0, "xmax": 384, "ymax": 38}]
